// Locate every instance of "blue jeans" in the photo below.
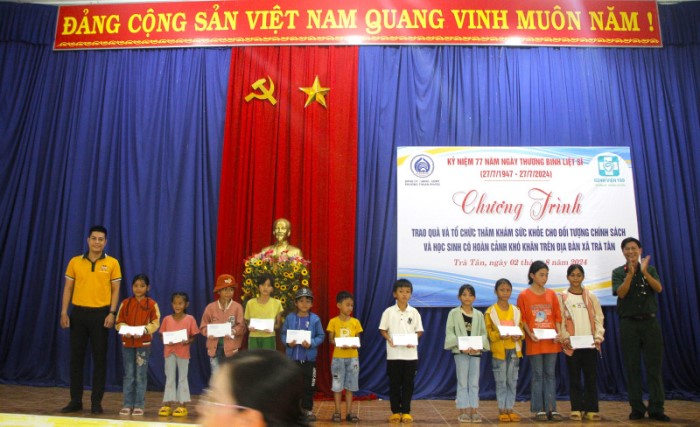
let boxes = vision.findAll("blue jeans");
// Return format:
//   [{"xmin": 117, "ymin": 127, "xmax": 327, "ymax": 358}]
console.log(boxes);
[
  {"xmin": 454, "ymin": 353, "xmax": 480, "ymax": 409},
  {"xmin": 529, "ymin": 353, "xmax": 557, "ymax": 413},
  {"xmin": 122, "ymin": 346, "xmax": 151, "ymax": 408},
  {"xmin": 209, "ymin": 342, "xmax": 236, "ymax": 375},
  {"xmin": 331, "ymin": 357, "xmax": 360, "ymax": 392},
  {"xmin": 493, "ymin": 349, "xmax": 520, "ymax": 410}
]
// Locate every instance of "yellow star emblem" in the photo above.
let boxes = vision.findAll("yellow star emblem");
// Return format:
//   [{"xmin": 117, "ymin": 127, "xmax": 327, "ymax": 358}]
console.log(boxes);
[{"xmin": 299, "ymin": 76, "xmax": 330, "ymax": 108}]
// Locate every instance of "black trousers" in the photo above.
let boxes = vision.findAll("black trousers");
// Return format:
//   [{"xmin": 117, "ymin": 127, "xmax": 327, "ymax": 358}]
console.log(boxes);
[
  {"xmin": 387, "ymin": 359, "xmax": 417, "ymax": 414},
  {"xmin": 566, "ymin": 348, "xmax": 599, "ymax": 412},
  {"xmin": 69, "ymin": 306, "xmax": 109, "ymax": 404},
  {"xmin": 620, "ymin": 317, "xmax": 665, "ymax": 415},
  {"xmin": 295, "ymin": 360, "xmax": 317, "ymax": 411}
]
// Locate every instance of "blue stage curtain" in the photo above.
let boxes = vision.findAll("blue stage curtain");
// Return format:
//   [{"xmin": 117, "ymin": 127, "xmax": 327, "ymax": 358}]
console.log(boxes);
[
  {"xmin": 1, "ymin": 1, "xmax": 699, "ymax": 403},
  {"xmin": 355, "ymin": 5, "xmax": 700, "ymax": 400},
  {"xmin": 0, "ymin": 3, "xmax": 230, "ymax": 393}
]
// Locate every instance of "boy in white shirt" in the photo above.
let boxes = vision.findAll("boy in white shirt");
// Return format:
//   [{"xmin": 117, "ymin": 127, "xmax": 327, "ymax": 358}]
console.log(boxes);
[{"xmin": 379, "ymin": 279, "xmax": 424, "ymax": 423}]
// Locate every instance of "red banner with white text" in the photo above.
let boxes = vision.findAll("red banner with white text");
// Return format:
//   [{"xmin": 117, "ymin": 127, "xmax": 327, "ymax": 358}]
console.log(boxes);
[{"xmin": 54, "ymin": 0, "xmax": 662, "ymax": 50}]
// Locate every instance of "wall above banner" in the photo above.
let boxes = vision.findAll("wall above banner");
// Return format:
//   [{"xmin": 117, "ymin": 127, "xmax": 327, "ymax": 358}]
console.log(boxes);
[{"xmin": 54, "ymin": 0, "xmax": 662, "ymax": 50}]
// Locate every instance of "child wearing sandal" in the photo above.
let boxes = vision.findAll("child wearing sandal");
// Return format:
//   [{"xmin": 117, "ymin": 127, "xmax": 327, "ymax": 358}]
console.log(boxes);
[
  {"xmin": 485, "ymin": 278, "xmax": 524, "ymax": 423},
  {"xmin": 115, "ymin": 274, "xmax": 161, "ymax": 416},
  {"xmin": 159, "ymin": 292, "xmax": 200, "ymax": 418},
  {"xmin": 558, "ymin": 264, "xmax": 605, "ymax": 422},
  {"xmin": 444, "ymin": 284, "xmax": 490, "ymax": 423},
  {"xmin": 517, "ymin": 261, "xmax": 563, "ymax": 422},
  {"xmin": 327, "ymin": 291, "xmax": 364, "ymax": 423}
]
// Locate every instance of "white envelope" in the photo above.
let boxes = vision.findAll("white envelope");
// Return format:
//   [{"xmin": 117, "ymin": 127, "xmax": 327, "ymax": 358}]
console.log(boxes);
[
  {"xmin": 163, "ymin": 329, "xmax": 188, "ymax": 344},
  {"xmin": 533, "ymin": 328, "xmax": 558, "ymax": 340},
  {"xmin": 570, "ymin": 335, "xmax": 595, "ymax": 349},
  {"xmin": 458, "ymin": 336, "xmax": 483, "ymax": 351},
  {"xmin": 207, "ymin": 323, "xmax": 232, "ymax": 338},
  {"xmin": 497, "ymin": 325, "xmax": 523, "ymax": 336},
  {"xmin": 335, "ymin": 337, "xmax": 361, "ymax": 348},
  {"xmin": 119, "ymin": 325, "xmax": 145, "ymax": 336},
  {"xmin": 250, "ymin": 318, "xmax": 275, "ymax": 331},
  {"xmin": 286, "ymin": 329, "xmax": 312, "ymax": 344},
  {"xmin": 391, "ymin": 333, "xmax": 418, "ymax": 346}
]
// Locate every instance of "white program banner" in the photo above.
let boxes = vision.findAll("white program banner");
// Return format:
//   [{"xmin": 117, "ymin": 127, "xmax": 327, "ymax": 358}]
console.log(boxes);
[{"xmin": 397, "ymin": 147, "xmax": 638, "ymax": 307}]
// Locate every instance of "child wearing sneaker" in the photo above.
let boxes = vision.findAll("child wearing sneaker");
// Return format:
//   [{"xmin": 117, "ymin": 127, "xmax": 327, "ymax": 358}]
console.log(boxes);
[
  {"xmin": 517, "ymin": 261, "xmax": 563, "ymax": 422},
  {"xmin": 115, "ymin": 274, "xmax": 161, "ymax": 416},
  {"xmin": 280, "ymin": 287, "xmax": 325, "ymax": 422},
  {"xmin": 445, "ymin": 284, "xmax": 489, "ymax": 423}
]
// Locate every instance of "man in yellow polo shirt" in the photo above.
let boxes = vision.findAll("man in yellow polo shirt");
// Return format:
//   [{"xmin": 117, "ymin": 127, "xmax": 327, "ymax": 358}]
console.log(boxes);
[{"xmin": 60, "ymin": 225, "xmax": 121, "ymax": 414}]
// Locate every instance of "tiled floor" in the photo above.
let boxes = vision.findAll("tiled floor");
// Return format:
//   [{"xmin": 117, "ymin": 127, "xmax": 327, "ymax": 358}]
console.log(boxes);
[{"xmin": 1, "ymin": 384, "xmax": 698, "ymax": 426}]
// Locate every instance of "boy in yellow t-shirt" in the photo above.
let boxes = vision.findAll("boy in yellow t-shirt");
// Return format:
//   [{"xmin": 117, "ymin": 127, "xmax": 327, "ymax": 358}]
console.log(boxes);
[{"xmin": 326, "ymin": 291, "xmax": 363, "ymax": 423}]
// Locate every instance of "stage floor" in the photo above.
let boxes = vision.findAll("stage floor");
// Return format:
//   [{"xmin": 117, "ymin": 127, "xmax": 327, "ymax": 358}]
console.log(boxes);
[{"xmin": 1, "ymin": 384, "xmax": 697, "ymax": 426}]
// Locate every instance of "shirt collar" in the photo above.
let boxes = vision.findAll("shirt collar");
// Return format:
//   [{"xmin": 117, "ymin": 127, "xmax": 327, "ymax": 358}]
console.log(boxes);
[
  {"xmin": 218, "ymin": 299, "xmax": 232, "ymax": 311},
  {"xmin": 393, "ymin": 302, "xmax": 412, "ymax": 312},
  {"xmin": 82, "ymin": 251, "xmax": 107, "ymax": 260}
]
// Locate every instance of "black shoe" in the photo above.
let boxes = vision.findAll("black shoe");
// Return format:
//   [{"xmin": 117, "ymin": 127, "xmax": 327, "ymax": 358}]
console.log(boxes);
[
  {"xmin": 60, "ymin": 402, "xmax": 83, "ymax": 413},
  {"xmin": 629, "ymin": 410, "xmax": 645, "ymax": 420},
  {"xmin": 91, "ymin": 403, "xmax": 104, "ymax": 414},
  {"xmin": 649, "ymin": 413, "xmax": 670, "ymax": 422}
]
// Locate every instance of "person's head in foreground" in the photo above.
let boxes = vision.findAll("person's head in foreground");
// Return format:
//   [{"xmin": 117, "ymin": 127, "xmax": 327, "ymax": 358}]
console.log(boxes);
[{"xmin": 198, "ymin": 349, "xmax": 308, "ymax": 427}]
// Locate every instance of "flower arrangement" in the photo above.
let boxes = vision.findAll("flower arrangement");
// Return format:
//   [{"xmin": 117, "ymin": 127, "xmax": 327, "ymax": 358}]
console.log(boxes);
[{"xmin": 241, "ymin": 250, "xmax": 311, "ymax": 315}]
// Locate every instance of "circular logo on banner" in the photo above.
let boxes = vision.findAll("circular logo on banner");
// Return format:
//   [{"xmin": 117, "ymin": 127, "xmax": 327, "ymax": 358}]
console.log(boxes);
[{"xmin": 410, "ymin": 155, "xmax": 434, "ymax": 178}]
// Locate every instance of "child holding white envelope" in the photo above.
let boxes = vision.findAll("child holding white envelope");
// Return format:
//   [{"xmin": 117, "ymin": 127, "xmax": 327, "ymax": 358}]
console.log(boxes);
[
  {"xmin": 517, "ymin": 261, "xmax": 563, "ymax": 422},
  {"xmin": 379, "ymin": 279, "xmax": 424, "ymax": 423},
  {"xmin": 485, "ymin": 278, "xmax": 524, "ymax": 422},
  {"xmin": 245, "ymin": 272, "xmax": 283, "ymax": 349},
  {"xmin": 158, "ymin": 292, "xmax": 199, "ymax": 417},
  {"xmin": 200, "ymin": 274, "xmax": 246, "ymax": 374},
  {"xmin": 115, "ymin": 274, "xmax": 160, "ymax": 416},
  {"xmin": 280, "ymin": 287, "xmax": 325, "ymax": 421},
  {"xmin": 327, "ymin": 290, "xmax": 363, "ymax": 423},
  {"xmin": 444, "ymin": 284, "xmax": 490, "ymax": 423},
  {"xmin": 558, "ymin": 264, "xmax": 605, "ymax": 422}
]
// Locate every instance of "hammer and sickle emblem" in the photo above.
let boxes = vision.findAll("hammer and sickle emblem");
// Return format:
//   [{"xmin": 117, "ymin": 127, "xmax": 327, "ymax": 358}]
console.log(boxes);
[{"xmin": 244, "ymin": 76, "xmax": 277, "ymax": 105}]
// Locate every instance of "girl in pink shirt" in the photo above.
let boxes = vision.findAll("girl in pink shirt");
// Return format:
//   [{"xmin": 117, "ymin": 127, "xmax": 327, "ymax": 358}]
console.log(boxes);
[{"xmin": 159, "ymin": 292, "xmax": 199, "ymax": 417}]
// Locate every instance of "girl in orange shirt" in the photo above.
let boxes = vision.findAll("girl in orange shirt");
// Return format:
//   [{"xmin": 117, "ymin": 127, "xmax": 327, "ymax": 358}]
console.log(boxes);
[{"xmin": 516, "ymin": 261, "xmax": 563, "ymax": 422}]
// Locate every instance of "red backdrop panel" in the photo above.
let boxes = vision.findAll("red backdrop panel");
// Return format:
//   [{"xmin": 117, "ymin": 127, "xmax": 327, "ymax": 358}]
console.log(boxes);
[{"xmin": 215, "ymin": 46, "xmax": 358, "ymax": 395}]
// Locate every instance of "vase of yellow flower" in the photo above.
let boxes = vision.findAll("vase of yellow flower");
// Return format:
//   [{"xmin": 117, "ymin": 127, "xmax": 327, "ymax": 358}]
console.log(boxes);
[{"xmin": 242, "ymin": 249, "xmax": 311, "ymax": 315}]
